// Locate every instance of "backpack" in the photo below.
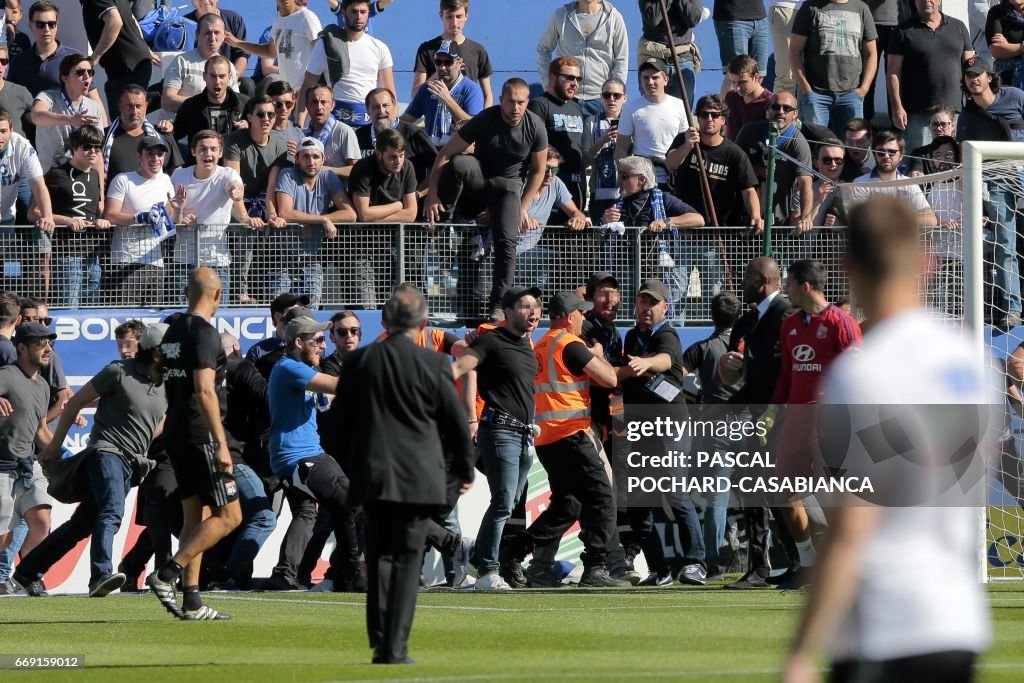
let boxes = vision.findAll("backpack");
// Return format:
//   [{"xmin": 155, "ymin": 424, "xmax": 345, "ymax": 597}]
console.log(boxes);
[{"xmin": 138, "ymin": 4, "xmax": 196, "ymax": 52}]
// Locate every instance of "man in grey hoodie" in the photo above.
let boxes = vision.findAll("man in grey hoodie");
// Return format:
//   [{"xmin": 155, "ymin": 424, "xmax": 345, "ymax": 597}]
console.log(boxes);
[{"xmin": 536, "ymin": 0, "xmax": 629, "ymax": 117}]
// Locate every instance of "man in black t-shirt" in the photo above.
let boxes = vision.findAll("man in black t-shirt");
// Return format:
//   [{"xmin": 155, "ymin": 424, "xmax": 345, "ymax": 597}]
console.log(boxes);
[
  {"xmin": 44, "ymin": 125, "xmax": 108, "ymax": 309},
  {"xmin": 79, "ymin": 0, "xmax": 154, "ymax": 107},
  {"xmin": 528, "ymin": 56, "xmax": 586, "ymax": 211},
  {"xmin": 425, "ymin": 78, "xmax": 548, "ymax": 319},
  {"xmin": 411, "ymin": 0, "xmax": 494, "ymax": 106},
  {"xmin": 147, "ymin": 268, "xmax": 241, "ymax": 621},
  {"xmin": 451, "ymin": 285, "xmax": 541, "ymax": 590},
  {"xmin": 616, "ymin": 278, "xmax": 707, "ymax": 587},
  {"xmin": 355, "ymin": 88, "xmax": 437, "ymax": 186},
  {"xmin": 104, "ymin": 85, "xmax": 181, "ymax": 186}
]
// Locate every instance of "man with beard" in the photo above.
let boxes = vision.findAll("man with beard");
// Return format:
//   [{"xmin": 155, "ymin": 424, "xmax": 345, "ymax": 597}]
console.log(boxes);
[
  {"xmin": 319, "ymin": 310, "xmax": 361, "ymax": 377},
  {"xmin": 103, "ymin": 85, "xmax": 181, "ymax": 183},
  {"xmin": 302, "ymin": 84, "xmax": 360, "ymax": 179},
  {"xmin": 451, "ymin": 285, "xmax": 541, "ymax": 590},
  {"xmin": 356, "ymin": 88, "xmax": 437, "ymax": 187},
  {"xmin": 401, "ymin": 40, "xmax": 483, "ymax": 147},
  {"xmin": 425, "ymin": 78, "xmax": 548, "ymax": 320},
  {"xmin": 174, "ymin": 56, "xmax": 249, "ymax": 164},
  {"xmin": 295, "ymin": 0, "xmax": 395, "ymax": 128},
  {"xmin": 851, "ymin": 129, "xmax": 936, "ymax": 226},
  {"xmin": 529, "ymin": 57, "xmax": 586, "ymax": 210},
  {"xmin": 161, "ymin": 13, "xmax": 241, "ymax": 113}
]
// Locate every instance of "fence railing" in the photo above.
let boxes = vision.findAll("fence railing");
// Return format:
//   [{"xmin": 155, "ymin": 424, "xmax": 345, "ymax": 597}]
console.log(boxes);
[{"xmin": 0, "ymin": 221, "xmax": 966, "ymax": 324}]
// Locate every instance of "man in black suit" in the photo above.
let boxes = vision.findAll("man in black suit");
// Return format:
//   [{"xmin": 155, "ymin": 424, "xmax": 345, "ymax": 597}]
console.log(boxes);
[
  {"xmin": 718, "ymin": 257, "xmax": 794, "ymax": 590},
  {"xmin": 335, "ymin": 289, "xmax": 475, "ymax": 665}
]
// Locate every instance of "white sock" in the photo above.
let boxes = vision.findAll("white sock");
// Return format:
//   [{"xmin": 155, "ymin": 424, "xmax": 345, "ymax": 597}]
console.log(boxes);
[{"xmin": 795, "ymin": 537, "xmax": 816, "ymax": 568}]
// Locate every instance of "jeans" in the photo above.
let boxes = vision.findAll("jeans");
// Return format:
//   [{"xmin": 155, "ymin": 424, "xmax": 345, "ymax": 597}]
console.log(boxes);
[
  {"xmin": 579, "ymin": 98, "xmax": 604, "ymax": 118},
  {"xmin": 17, "ymin": 451, "xmax": 131, "ymax": 587},
  {"xmin": 515, "ymin": 245, "xmax": 552, "ymax": 293},
  {"xmin": 273, "ymin": 262, "xmax": 324, "ymax": 310},
  {"xmin": 989, "ymin": 181, "xmax": 1023, "ymax": 314},
  {"xmin": 664, "ymin": 58, "xmax": 696, "ymax": 114},
  {"xmin": 902, "ymin": 112, "xmax": 932, "ymax": 154},
  {"xmin": 60, "ymin": 254, "xmax": 101, "ymax": 308},
  {"xmin": 474, "ymin": 425, "xmax": 532, "ymax": 574},
  {"xmin": 799, "ymin": 90, "xmax": 863, "ymax": 137},
  {"xmin": 0, "ymin": 518, "xmax": 27, "ymax": 581},
  {"xmin": 667, "ymin": 231, "xmax": 725, "ymax": 322},
  {"xmin": 224, "ymin": 463, "xmax": 275, "ymax": 584},
  {"xmin": 714, "ymin": 19, "xmax": 771, "ymax": 76}
]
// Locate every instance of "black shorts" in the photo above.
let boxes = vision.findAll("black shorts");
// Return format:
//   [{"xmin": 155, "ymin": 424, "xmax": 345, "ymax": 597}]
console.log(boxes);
[{"xmin": 167, "ymin": 441, "xmax": 239, "ymax": 508}]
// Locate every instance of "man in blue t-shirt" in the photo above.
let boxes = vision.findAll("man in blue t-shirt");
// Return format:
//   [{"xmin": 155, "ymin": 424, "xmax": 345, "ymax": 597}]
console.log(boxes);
[
  {"xmin": 400, "ymin": 40, "xmax": 483, "ymax": 146},
  {"xmin": 268, "ymin": 314, "xmax": 362, "ymax": 590}
]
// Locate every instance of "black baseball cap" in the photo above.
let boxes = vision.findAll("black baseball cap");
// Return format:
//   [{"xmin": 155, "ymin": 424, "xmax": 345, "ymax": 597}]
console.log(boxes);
[
  {"xmin": 435, "ymin": 39, "xmax": 462, "ymax": 60},
  {"xmin": 13, "ymin": 322, "xmax": 56, "ymax": 345},
  {"xmin": 270, "ymin": 293, "xmax": 311, "ymax": 316},
  {"xmin": 638, "ymin": 279, "xmax": 670, "ymax": 302},
  {"xmin": 282, "ymin": 306, "xmax": 316, "ymax": 323},
  {"xmin": 585, "ymin": 271, "xmax": 619, "ymax": 298},
  {"xmin": 501, "ymin": 285, "xmax": 543, "ymax": 310},
  {"xmin": 137, "ymin": 136, "xmax": 169, "ymax": 153},
  {"xmin": 549, "ymin": 291, "xmax": 593, "ymax": 319},
  {"xmin": 963, "ymin": 55, "xmax": 994, "ymax": 77}
]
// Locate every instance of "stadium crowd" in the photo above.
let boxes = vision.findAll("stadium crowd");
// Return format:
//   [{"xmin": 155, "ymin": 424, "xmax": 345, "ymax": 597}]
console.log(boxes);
[{"xmin": 0, "ymin": 0, "xmax": 1006, "ymax": 324}]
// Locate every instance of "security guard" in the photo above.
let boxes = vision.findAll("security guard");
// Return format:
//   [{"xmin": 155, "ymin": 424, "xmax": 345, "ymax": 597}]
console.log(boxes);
[{"xmin": 501, "ymin": 291, "xmax": 629, "ymax": 587}]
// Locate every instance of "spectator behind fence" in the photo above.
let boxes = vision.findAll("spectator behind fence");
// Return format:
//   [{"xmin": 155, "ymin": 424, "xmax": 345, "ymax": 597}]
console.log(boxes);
[
  {"xmin": 401, "ymin": 40, "xmax": 483, "ymax": 147},
  {"xmin": 357, "ymin": 88, "xmax": 438, "ymax": 187},
  {"xmin": 9, "ymin": 2, "xmax": 95, "ymax": 100},
  {"xmin": 274, "ymin": 137, "xmax": 357, "ymax": 310},
  {"xmin": 789, "ymin": 137, "xmax": 848, "ymax": 233},
  {"xmin": 714, "ymin": 0, "xmax": 770, "ymax": 82},
  {"xmin": 840, "ymin": 117, "xmax": 873, "ymax": 181},
  {"xmin": 637, "ymin": 0, "xmax": 703, "ymax": 107},
  {"xmin": 169, "ymin": 130, "xmax": 252, "ymax": 303},
  {"xmin": 0, "ymin": 108, "xmax": 53, "ymax": 236},
  {"xmin": 224, "ymin": 96, "xmax": 289, "ymax": 305},
  {"xmin": 582, "ymin": 77, "xmax": 626, "ymax": 225},
  {"xmin": 851, "ymin": 129, "xmax": 936, "ymax": 226},
  {"xmin": 31, "ymin": 53, "xmax": 106, "ymax": 173},
  {"xmin": 303, "ymin": 84, "xmax": 360, "ymax": 179},
  {"xmin": 0, "ymin": 292, "xmax": 19, "ymax": 365},
  {"xmin": 724, "ymin": 54, "xmax": 772, "ymax": 141},
  {"xmin": 104, "ymin": 85, "xmax": 180, "ymax": 184},
  {"xmin": 2, "ymin": 0, "xmax": 32, "ymax": 60},
  {"xmin": 39, "ymin": 125, "xmax": 108, "ymax": 308},
  {"xmin": 601, "ymin": 155, "xmax": 702, "ymax": 230},
  {"xmin": 425, "ymin": 78, "xmax": 548, "ymax": 321},
  {"xmin": 267, "ymin": 81, "xmax": 304, "ymax": 162},
  {"xmin": 537, "ymin": 0, "xmax": 629, "ymax": 117},
  {"xmin": 615, "ymin": 59, "xmax": 689, "ymax": 190},
  {"xmin": 103, "ymin": 136, "xmax": 174, "ymax": 307},
  {"xmin": 529, "ymin": 57, "xmax": 586, "ymax": 213},
  {"xmin": 412, "ymin": 0, "xmax": 493, "ymax": 108},
  {"xmin": 734, "ymin": 91, "xmax": 813, "ymax": 225},
  {"xmin": 768, "ymin": 0, "xmax": 797, "ymax": 96},
  {"xmin": 907, "ymin": 104, "xmax": 956, "ymax": 176},
  {"xmin": 298, "ymin": 0, "xmax": 395, "ymax": 129},
  {"xmin": 790, "ymin": 0, "xmax": 878, "ymax": 136},
  {"xmin": 888, "ymin": 0, "xmax": 973, "ymax": 152},
  {"xmin": 0, "ymin": 45, "xmax": 34, "ymax": 137},
  {"xmin": 862, "ymin": 0, "xmax": 900, "ymax": 123},
  {"xmin": 80, "ymin": 0, "xmax": 156, "ymax": 108},
  {"xmin": 161, "ymin": 13, "xmax": 241, "ymax": 114},
  {"xmin": 174, "ymin": 56, "xmax": 249, "ymax": 164},
  {"xmin": 184, "ymin": 0, "xmax": 249, "ymax": 78}
]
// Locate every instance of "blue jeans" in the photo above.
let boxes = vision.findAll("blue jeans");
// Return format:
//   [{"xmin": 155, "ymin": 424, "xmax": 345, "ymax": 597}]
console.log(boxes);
[
  {"xmin": 664, "ymin": 58, "xmax": 696, "ymax": 116},
  {"xmin": 225, "ymin": 463, "xmax": 276, "ymax": 583},
  {"xmin": 990, "ymin": 182, "xmax": 1023, "ymax": 314},
  {"xmin": 474, "ymin": 425, "xmax": 532, "ymax": 574},
  {"xmin": 667, "ymin": 231, "xmax": 725, "ymax": 323},
  {"xmin": 903, "ymin": 112, "xmax": 933, "ymax": 154},
  {"xmin": 61, "ymin": 254, "xmax": 101, "ymax": 308},
  {"xmin": 0, "ymin": 518, "xmax": 27, "ymax": 581},
  {"xmin": 798, "ymin": 90, "xmax": 863, "ymax": 137},
  {"xmin": 17, "ymin": 451, "xmax": 131, "ymax": 587},
  {"xmin": 515, "ymin": 245, "xmax": 552, "ymax": 293},
  {"xmin": 579, "ymin": 98, "xmax": 604, "ymax": 118},
  {"xmin": 273, "ymin": 262, "xmax": 324, "ymax": 310},
  {"xmin": 175, "ymin": 264, "xmax": 230, "ymax": 304},
  {"xmin": 714, "ymin": 19, "xmax": 770, "ymax": 76}
]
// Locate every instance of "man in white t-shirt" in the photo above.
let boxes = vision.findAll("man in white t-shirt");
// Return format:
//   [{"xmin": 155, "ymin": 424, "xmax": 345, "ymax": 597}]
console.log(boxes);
[
  {"xmin": 103, "ymin": 136, "xmax": 175, "ymax": 308},
  {"xmin": 168, "ymin": 129, "xmax": 254, "ymax": 303},
  {"xmin": 614, "ymin": 59, "xmax": 689, "ymax": 187},
  {"xmin": 296, "ymin": 0, "xmax": 395, "ymax": 128},
  {"xmin": 783, "ymin": 195, "xmax": 992, "ymax": 683},
  {"xmin": 848, "ymin": 129, "xmax": 937, "ymax": 227},
  {"xmin": 225, "ymin": 0, "xmax": 321, "ymax": 106},
  {"xmin": 162, "ymin": 14, "xmax": 240, "ymax": 114},
  {"xmin": 0, "ymin": 110, "xmax": 53, "ymax": 227}
]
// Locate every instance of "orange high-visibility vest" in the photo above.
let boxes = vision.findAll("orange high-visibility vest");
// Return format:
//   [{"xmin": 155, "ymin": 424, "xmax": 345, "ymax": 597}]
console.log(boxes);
[
  {"xmin": 533, "ymin": 329, "xmax": 591, "ymax": 447},
  {"xmin": 375, "ymin": 328, "xmax": 448, "ymax": 354}
]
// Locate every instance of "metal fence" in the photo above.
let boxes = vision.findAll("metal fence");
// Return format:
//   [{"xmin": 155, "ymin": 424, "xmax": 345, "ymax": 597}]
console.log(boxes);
[{"xmin": 1, "ymin": 220, "xmax": 968, "ymax": 324}]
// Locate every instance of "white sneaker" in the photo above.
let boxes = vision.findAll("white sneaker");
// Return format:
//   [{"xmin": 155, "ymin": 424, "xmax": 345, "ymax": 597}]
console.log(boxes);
[
  {"xmin": 453, "ymin": 536, "xmax": 475, "ymax": 588},
  {"xmin": 452, "ymin": 575, "xmax": 475, "ymax": 590},
  {"xmin": 311, "ymin": 579, "xmax": 334, "ymax": 593},
  {"xmin": 474, "ymin": 571, "xmax": 511, "ymax": 591}
]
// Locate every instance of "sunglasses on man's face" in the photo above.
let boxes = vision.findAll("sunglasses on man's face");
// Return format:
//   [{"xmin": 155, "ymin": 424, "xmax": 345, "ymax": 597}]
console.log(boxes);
[
  {"xmin": 819, "ymin": 156, "xmax": 845, "ymax": 166},
  {"xmin": 333, "ymin": 327, "xmax": 361, "ymax": 337},
  {"xmin": 0, "ymin": 59, "xmax": 8, "ymax": 67},
  {"xmin": 74, "ymin": 68, "xmax": 95, "ymax": 78},
  {"xmin": 558, "ymin": 73, "xmax": 582, "ymax": 83},
  {"xmin": 544, "ymin": 166, "xmax": 560, "ymax": 176},
  {"xmin": 24, "ymin": 316, "xmax": 53, "ymax": 325},
  {"xmin": 434, "ymin": 58, "xmax": 454, "ymax": 67},
  {"xmin": 34, "ymin": 21, "xmax": 57, "ymax": 29},
  {"xmin": 252, "ymin": 111, "xmax": 274, "ymax": 120},
  {"xmin": 769, "ymin": 104, "xmax": 797, "ymax": 113},
  {"xmin": 274, "ymin": 100, "xmax": 295, "ymax": 110},
  {"xmin": 696, "ymin": 110, "xmax": 724, "ymax": 119}
]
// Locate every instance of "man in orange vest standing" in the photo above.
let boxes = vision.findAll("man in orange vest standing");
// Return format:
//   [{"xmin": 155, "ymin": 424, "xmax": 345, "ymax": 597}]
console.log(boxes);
[{"xmin": 500, "ymin": 291, "xmax": 629, "ymax": 588}]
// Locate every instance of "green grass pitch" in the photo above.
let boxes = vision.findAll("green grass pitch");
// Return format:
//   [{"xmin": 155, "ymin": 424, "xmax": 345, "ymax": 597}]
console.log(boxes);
[{"xmin": 3, "ymin": 582, "xmax": 1024, "ymax": 682}]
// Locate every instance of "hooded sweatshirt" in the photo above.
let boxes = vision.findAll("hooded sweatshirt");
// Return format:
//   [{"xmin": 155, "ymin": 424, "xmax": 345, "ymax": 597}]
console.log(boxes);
[{"xmin": 536, "ymin": 1, "xmax": 629, "ymax": 101}]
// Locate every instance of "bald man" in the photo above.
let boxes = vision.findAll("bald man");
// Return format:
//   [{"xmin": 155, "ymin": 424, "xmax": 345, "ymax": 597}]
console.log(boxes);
[{"xmin": 146, "ymin": 268, "xmax": 242, "ymax": 620}]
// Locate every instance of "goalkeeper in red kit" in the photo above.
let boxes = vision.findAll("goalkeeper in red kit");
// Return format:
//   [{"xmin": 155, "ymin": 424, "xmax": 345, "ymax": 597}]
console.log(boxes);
[{"xmin": 768, "ymin": 259, "xmax": 862, "ymax": 589}]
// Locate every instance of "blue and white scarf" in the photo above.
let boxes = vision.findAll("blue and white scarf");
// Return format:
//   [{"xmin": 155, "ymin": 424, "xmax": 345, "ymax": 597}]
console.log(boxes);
[
  {"xmin": 615, "ymin": 186, "xmax": 667, "ymax": 224},
  {"xmin": 102, "ymin": 117, "xmax": 159, "ymax": 170},
  {"xmin": 306, "ymin": 115, "xmax": 336, "ymax": 148}
]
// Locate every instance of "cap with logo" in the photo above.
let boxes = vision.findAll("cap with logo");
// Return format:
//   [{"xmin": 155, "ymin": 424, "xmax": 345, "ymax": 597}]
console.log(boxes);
[
  {"xmin": 585, "ymin": 271, "xmax": 620, "ymax": 298},
  {"xmin": 139, "ymin": 323, "xmax": 169, "ymax": 351},
  {"xmin": 137, "ymin": 136, "xmax": 169, "ymax": 153},
  {"xmin": 297, "ymin": 137, "xmax": 325, "ymax": 156},
  {"xmin": 13, "ymin": 322, "xmax": 57, "ymax": 345},
  {"xmin": 501, "ymin": 285, "xmax": 543, "ymax": 310},
  {"xmin": 548, "ymin": 291, "xmax": 594, "ymax": 319},
  {"xmin": 963, "ymin": 55, "xmax": 994, "ymax": 76},
  {"xmin": 638, "ymin": 278, "xmax": 670, "ymax": 302},
  {"xmin": 435, "ymin": 39, "xmax": 461, "ymax": 60},
  {"xmin": 270, "ymin": 293, "xmax": 311, "ymax": 316}
]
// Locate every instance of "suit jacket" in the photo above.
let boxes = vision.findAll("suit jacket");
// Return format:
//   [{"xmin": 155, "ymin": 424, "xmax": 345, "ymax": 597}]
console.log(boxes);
[
  {"xmin": 727, "ymin": 293, "xmax": 794, "ymax": 405},
  {"xmin": 335, "ymin": 333, "xmax": 474, "ymax": 507}
]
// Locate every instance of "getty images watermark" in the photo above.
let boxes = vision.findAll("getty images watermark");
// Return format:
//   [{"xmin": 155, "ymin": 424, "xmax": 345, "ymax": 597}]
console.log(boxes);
[{"xmin": 611, "ymin": 404, "xmax": 1001, "ymax": 508}]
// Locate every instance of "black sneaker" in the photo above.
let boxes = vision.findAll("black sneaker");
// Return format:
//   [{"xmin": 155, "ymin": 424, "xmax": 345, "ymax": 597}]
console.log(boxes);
[
  {"xmin": 578, "ymin": 566, "xmax": 631, "ymax": 588},
  {"xmin": 117, "ymin": 563, "xmax": 143, "ymax": 592},
  {"xmin": 724, "ymin": 570, "xmax": 771, "ymax": 590},
  {"xmin": 145, "ymin": 571, "xmax": 184, "ymax": 618},
  {"xmin": 777, "ymin": 566, "xmax": 811, "ymax": 591},
  {"xmin": 678, "ymin": 564, "xmax": 707, "ymax": 586},
  {"xmin": 636, "ymin": 571, "xmax": 672, "ymax": 587},
  {"xmin": 254, "ymin": 573, "xmax": 304, "ymax": 591},
  {"xmin": 335, "ymin": 572, "xmax": 368, "ymax": 593},
  {"xmin": 499, "ymin": 558, "xmax": 527, "ymax": 588},
  {"xmin": 524, "ymin": 563, "xmax": 561, "ymax": 588},
  {"xmin": 89, "ymin": 573, "xmax": 126, "ymax": 597},
  {"xmin": 766, "ymin": 566, "xmax": 797, "ymax": 586},
  {"xmin": 12, "ymin": 572, "xmax": 48, "ymax": 597}
]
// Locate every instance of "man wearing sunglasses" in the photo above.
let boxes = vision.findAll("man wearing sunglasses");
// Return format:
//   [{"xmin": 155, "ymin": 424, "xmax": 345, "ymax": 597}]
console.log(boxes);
[
  {"xmin": 788, "ymin": 138, "xmax": 848, "ymax": 233},
  {"xmin": 0, "ymin": 45, "xmax": 33, "ymax": 138},
  {"xmin": 267, "ymin": 80, "xmax": 304, "ymax": 162},
  {"xmin": 9, "ymin": 2, "xmax": 101, "ymax": 106},
  {"xmin": 401, "ymin": 40, "xmax": 483, "ymax": 147},
  {"xmin": 319, "ymin": 310, "xmax": 362, "ymax": 377},
  {"xmin": 529, "ymin": 56, "xmax": 587, "ymax": 214},
  {"xmin": 161, "ymin": 13, "xmax": 241, "ymax": 114},
  {"xmin": 850, "ymin": 129, "xmax": 936, "ymax": 226},
  {"xmin": 582, "ymin": 77, "xmax": 626, "ymax": 224}
]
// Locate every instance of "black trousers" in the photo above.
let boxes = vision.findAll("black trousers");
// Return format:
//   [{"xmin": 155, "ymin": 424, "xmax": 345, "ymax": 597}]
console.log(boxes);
[
  {"xmin": 364, "ymin": 501, "xmax": 432, "ymax": 664},
  {"xmin": 122, "ymin": 458, "xmax": 181, "ymax": 577},
  {"xmin": 508, "ymin": 430, "xmax": 615, "ymax": 568},
  {"xmin": 103, "ymin": 61, "xmax": 153, "ymax": 113},
  {"xmin": 830, "ymin": 650, "xmax": 976, "ymax": 683},
  {"xmin": 274, "ymin": 486, "xmax": 317, "ymax": 581},
  {"xmin": 438, "ymin": 154, "xmax": 524, "ymax": 308}
]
